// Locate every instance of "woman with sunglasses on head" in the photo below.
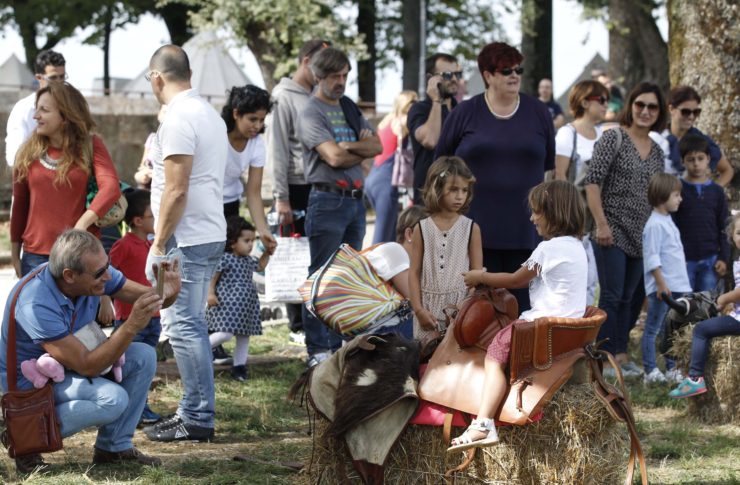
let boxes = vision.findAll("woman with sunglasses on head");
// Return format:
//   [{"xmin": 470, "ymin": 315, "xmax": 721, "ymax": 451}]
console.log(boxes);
[
  {"xmin": 435, "ymin": 42, "xmax": 554, "ymax": 312},
  {"xmin": 584, "ymin": 82, "xmax": 668, "ymax": 376},
  {"xmin": 10, "ymin": 82, "xmax": 122, "ymax": 278},
  {"xmin": 663, "ymin": 86, "xmax": 733, "ymax": 187},
  {"xmin": 553, "ymin": 80, "xmax": 609, "ymax": 306}
]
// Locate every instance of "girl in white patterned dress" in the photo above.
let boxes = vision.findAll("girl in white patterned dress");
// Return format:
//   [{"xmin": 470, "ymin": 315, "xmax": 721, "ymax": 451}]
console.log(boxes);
[{"xmin": 409, "ymin": 156, "xmax": 483, "ymax": 339}]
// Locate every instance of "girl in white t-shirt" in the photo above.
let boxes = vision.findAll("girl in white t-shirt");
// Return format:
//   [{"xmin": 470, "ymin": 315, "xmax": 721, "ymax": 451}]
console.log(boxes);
[
  {"xmin": 220, "ymin": 85, "xmax": 277, "ymax": 252},
  {"xmin": 448, "ymin": 180, "xmax": 588, "ymax": 453},
  {"xmin": 554, "ymin": 80, "xmax": 608, "ymax": 306}
]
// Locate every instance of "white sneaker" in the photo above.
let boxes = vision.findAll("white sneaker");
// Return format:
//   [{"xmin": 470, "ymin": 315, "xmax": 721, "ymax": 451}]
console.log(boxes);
[
  {"xmin": 665, "ymin": 368, "xmax": 684, "ymax": 384},
  {"xmin": 644, "ymin": 367, "xmax": 667, "ymax": 384}
]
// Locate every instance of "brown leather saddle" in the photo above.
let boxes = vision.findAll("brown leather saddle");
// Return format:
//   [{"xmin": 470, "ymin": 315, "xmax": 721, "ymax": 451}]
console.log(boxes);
[{"xmin": 418, "ymin": 294, "xmax": 647, "ymax": 485}]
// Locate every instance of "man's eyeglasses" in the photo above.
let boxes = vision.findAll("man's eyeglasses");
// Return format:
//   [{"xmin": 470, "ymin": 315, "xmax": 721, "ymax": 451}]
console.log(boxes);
[
  {"xmin": 680, "ymin": 108, "xmax": 701, "ymax": 118},
  {"xmin": 40, "ymin": 73, "xmax": 68, "ymax": 82},
  {"xmin": 86, "ymin": 259, "xmax": 110, "ymax": 280},
  {"xmin": 145, "ymin": 70, "xmax": 163, "ymax": 82},
  {"xmin": 634, "ymin": 101, "xmax": 659, "ymax": 112},
  {"xmin": 435, "ymin": 71, "xmax": 463, "ymax": 81},
  {"xmin": 586, "ymin": 95, "xmax": 609, "ymax": 105},
  {"xmin": 497, "ymin": 66, "xmax": 524, "ymax": 76}
]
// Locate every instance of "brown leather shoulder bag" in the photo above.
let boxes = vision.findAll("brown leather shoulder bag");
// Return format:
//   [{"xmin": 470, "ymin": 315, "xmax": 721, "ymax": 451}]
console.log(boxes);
[{"xmin": 1, "ymin": 266, "xmax": 63, "ymax": 458}]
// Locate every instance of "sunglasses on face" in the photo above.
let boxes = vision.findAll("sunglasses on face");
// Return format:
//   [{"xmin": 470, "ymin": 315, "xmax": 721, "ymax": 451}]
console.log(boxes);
[
  {"xmin": 680, "ymin": 108, "xmax": 702, "ymax": 118},
  {"xmin": 87, "ymin": 259, "xmax": 110, "ymax": 280},
  {"xmin": 435, "ymin": 71, "xmax": 463, "ymax": 81},
  {"xmin": 633, "ymin": 101, "xmax": 659, "ymax": 112},
  {"xmin": 586, "ymin": 95, "xmax": 609, "ymax": 105},
  {"xmin": 497, "ymin": 66, "xmax": 524, "ymax": 76}
]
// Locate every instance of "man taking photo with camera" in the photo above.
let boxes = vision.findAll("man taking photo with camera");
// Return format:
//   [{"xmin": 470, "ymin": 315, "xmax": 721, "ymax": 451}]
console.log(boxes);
[{"xmin": 407, "ymin": 53, "xmax": 461, "ymax": 205}]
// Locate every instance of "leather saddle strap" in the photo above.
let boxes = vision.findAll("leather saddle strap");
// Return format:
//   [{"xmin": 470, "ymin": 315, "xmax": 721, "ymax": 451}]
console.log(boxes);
[
  {"xmin": 444, "ymin": 448, "xmax": 475, "ymax": 483},
  {"xmin": 588, "ymin": 349, "xmax": 647, "ymax": 485}
]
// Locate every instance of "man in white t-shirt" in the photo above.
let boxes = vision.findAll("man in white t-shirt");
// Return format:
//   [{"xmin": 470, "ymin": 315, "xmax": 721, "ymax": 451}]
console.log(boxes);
[
  {"xmin": 143, "ymin": 44, "xmax": 228, "ymax": 442},
  {"xmin": 5, "ymin": 50, "xmax": 67, "ymax": 166}
]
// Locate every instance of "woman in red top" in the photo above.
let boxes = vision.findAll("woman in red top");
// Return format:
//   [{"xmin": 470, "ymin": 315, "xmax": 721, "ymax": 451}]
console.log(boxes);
[
  {"xmin": 11, "ymin": 82, "xmax": 121, "ymax": 277},
  {"xmin": 365, "ymin": 90, "xmax": 418, "ymax": 243}
]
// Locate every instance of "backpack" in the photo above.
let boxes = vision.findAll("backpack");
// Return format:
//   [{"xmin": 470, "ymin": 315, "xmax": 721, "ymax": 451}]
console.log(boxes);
[{"xmin": 299, "ymin": 244, "xmax": 410, "ymax": 338}]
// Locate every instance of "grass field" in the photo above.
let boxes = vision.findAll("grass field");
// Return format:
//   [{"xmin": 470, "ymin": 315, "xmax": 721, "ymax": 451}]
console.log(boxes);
[{"xmin": 0, "ymin": 324, "xmax": 738, "ymax": 484}]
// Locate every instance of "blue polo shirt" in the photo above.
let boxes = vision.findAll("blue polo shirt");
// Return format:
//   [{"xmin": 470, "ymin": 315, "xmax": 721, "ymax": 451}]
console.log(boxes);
[{"xmin": 0, "ymin": 264, "xmax": 126, "ymax": 391}]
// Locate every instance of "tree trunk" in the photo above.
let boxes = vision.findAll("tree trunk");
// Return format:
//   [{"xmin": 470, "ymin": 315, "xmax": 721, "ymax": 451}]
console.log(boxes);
[
  {"xmin": 520, "ymin": 0, "xmax": 552, "ymax": 96},
  {"xmin": 158, "ymin": 2, "xmax": 194, "ymax": 46},
  {"xmin": 401, "ymin": 0, "xmax": 422, "ymax": 93},
  {"xmin": 102, "ymin": 5, "xmax": 113, "ymax": 96},
  {"xmin": 357, "ymin": 0, "xmax": 376, "ymax": 105},
  {"xmin": 608, "ymin": 0, "xmax": 669, "ymax": 93},
  {"xmin": 668, "ymin": 0, "xmax": 740, "ymax": 192},
  {"xmin": 243, "ymin": 27, "xmax": 278, "ymax": 91}
]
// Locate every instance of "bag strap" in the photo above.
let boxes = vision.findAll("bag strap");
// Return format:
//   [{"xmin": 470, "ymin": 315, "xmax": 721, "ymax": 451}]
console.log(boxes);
[
  {"xmin": 569, "ymin": 123, "xmax": 578, "ymax": 164},
  {"xmin": 6, "ymin": 266, "xmax": 46, "ymax": 392},
  {"xmin": 586, "ymin": 345, "xmax": 648, "ymax": 485}
]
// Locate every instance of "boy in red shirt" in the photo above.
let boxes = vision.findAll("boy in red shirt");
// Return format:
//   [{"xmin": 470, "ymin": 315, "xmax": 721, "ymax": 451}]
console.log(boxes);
[{"xmin": 110, "ymin": 189, "xmax": 162, "ymax": 425}]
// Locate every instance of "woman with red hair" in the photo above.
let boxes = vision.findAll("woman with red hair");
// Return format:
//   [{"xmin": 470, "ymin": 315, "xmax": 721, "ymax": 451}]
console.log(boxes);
[{"xmin": 435, "ymin": 42, "xmax": 555, "ymax": 311}]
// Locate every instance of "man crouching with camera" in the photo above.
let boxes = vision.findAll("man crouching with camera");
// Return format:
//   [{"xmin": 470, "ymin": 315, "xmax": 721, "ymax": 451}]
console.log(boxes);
[{"xmin": 0, "ymin": 229, "xmax": 181, "ymax": 473}]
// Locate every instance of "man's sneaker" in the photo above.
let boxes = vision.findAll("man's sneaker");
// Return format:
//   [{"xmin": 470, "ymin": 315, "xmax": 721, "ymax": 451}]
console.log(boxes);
[
  {"xmin": 139, "ymin": 403, "xmax": 162, "ymax": 425},
  {"xmin": 289, "ymin": 331, "xmax": 305, "ymax": 345},
  {"xmin": 231, "ymin": 365, "xmax": 249, "ymax": 382},
  {"xmin": 306, "ymin": 351, "xmax": 331, "ymax": 369},
  {"xmin": 643, "ymin": 367, "xmax": 667, "ymax": 384},
  {"xmin": 669, "ymin": 376, "xmax": 707, "ymax": 398},
  {"xmin": 144, "ymin": 415, "xmax": 214, "ymax": 442},
  {"xmin": 93, "ymin": 446, "xmax": 162, "ymax": 466},
  {"xmin": 213, "ymin": 345, "xmax": 233, "ymax": 365},
  {"xmin": 665, "ymin": 368, "xmax": 684, "ymax": 384},
  {"xmin": 15, "ymin": 453, "xmax": 47, "ymax": 473},
  {"xmin": 142, "ymin": 413, "xmax": 177, "ymax": 433}
]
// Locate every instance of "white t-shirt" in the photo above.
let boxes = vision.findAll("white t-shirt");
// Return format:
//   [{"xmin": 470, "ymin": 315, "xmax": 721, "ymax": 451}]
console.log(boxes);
[
  {"xmin": 223, "ymin": 135, "xmax": 266, "ymax": 203},
  {"xmin": 554, "ymin": 124, "xmax": 603, "ymax": 176},
  {"xmin": 151, "ymin": 89, "xmax": 228, "ymax": 247},
  {"xmin": 520, "ymin": 236, "xmax": 588, "ymax": 321},
  {"xmin": 365, "ymin": 242, "xmax": 410, "ymax": 280},
  {"xmin": 5, "ymin": 92, "xmax": 36, "ymax": 166}
]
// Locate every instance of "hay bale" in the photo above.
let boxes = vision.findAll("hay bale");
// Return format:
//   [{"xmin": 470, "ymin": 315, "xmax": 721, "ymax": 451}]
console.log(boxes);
[
  {"xmin": 671, "ymin": 325, "xmax": 740, "ymax": 424},
  {"xmin": 299, "ymin": 383, "xmax": 629, "ymax": 485}
]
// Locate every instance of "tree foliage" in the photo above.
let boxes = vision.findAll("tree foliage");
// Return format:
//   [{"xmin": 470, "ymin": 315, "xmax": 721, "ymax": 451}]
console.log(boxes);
[{"xmin": 178, "ymin": 0, "xmax": 367, "ymax": 90}]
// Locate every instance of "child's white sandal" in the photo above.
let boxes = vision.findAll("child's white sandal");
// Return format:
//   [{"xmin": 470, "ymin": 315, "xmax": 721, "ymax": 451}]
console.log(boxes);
[{"xmin": 446, "ymin": 418, "xmax": 499, "ymax": 453}]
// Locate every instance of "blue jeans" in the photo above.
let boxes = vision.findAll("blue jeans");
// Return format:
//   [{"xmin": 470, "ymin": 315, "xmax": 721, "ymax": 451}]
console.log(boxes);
[
  {"xmin": 302, "ymin": 189, "xmax": 366, "ymax": 356},
  {"xmin": 642, "ymin": 293, "xmax": 679, "ymax": 373},
  {"xmin": 686, "ymin": 255, "xmax": 718, "ymax": 292},
  {"xmin": 164, "ymin": 240, "xmax": 224, "ymax": 428},
  {"xmin": 688, "ymin": 315, "xmax": 740, "ymax": 377},
  {"xmin": 114, "ymin": 317, "xmax": 161, "ymax": 348},
  {"xmin": 364, "ymin": 157, "xmax": 398, "ymax": 244},
  {"xmin": 20, "ymin": 252, "xmax": 49, "ymax": 276},
  {"xmin": 592, "ymin": 244, "xmax": 643, "ymax": 354},
  {"xmin": 53, "ymin": 342, "xmax": 156, "ymax": 452}
]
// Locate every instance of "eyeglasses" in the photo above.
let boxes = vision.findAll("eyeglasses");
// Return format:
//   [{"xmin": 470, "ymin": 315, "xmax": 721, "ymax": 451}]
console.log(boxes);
[
  {"xmin": 680, "ymin": 108, "xmax": 702, "ymax": 118},
  {"xmin": 497, "ymin": 66, "xmax": 524, "ymax": 76},
  {"xmin": 145, "ymin": 70, "xmax": 162, "ymax": 82},
  {"xmin": 633, "ymin": 101, "xmax": 659, "ymax": 112},
  {"xmin": 435, "ymin": 71, "xmax": 463, "ymax": 81},
  {"xmin": 40, "ymin": 73, "xmax": 68, "ymax": 82},
  {"xmin": 586, "ymin": 95, "xmax": 609, "ymax": 105},
  {"xmin": 86, "ymin": 259, "xmax": 110, "ymax": 280}
]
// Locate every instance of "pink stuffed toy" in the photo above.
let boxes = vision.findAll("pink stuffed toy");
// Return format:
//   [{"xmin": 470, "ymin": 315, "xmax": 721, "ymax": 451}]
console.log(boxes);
[
  {"xmin": 21, "ymin": 353, "xmax": 64, "ymax": 388},
  {"xmin": 20, "ymin": 352, "xmax": 126, "ymax": 388}
]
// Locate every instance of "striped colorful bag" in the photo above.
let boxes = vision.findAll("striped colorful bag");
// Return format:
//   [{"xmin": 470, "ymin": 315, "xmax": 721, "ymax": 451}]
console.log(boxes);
[{"xmin": 299, "ymin": 244, "xmax": 408, "ymax": 338}]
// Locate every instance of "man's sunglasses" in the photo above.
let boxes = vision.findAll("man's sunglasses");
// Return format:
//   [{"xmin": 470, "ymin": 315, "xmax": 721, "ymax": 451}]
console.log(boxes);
[
  {"xmin": 586, "ymin": 95, "xmax": 609, "ymax": 105},
  {"xmin": 497, "ymin": 66, "xmax": 524, "ymax": 76},
  {"xmin": 680, "ymin": 108, "xmax": 701, "ymax": 118},
  {"xmin": 87, "ymin": 259, "xmax": 111, "ymax": 280},
  {"xmin": 435, "ymin": 71, "xmax": 463, "ymax": 81},
  {"xmin": 634, "ymin": 101, "xmax": 659, "ymax": 112}
]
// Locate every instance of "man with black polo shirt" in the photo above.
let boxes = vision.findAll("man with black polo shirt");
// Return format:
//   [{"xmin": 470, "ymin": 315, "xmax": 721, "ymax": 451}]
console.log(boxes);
[
  {"xmin": 297, "ymin": 47, "xmax": 382, "ymax": 367},
  {"xmin": 407, "ymin": 53, "xmax": 460, "ymax": 205}
]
